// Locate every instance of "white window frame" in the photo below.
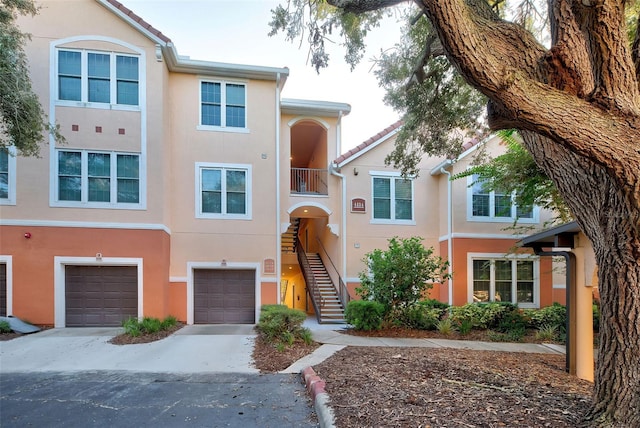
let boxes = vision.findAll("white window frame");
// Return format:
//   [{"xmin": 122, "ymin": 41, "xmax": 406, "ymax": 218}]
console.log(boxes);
[
  {"xmin": 55, "ymin": 48, "xmax": 140, "ymax": 110},
  {"xmin": 369, "ymin": 170, "xmax": 415, "ymax": 225},
  {"xmin": 53, "ymin": 149, "xmax": 143, "ymax": 209},
  {"xmin": 466, "ymin": 174, "xmax": 538, "ymax": 223},
  {"xmin": 467, "ymin": 252, "xmax": 540, "ymax": 309},
  {"xmin": 197, "ymin": 79, "xmax": 249, "ymax": 133},
  {"xmin": 0, "ymin": 146, "xmax": 17, "ymax": 205},
  {"xmin": 195, "ymin": 162, "xmax": 252, "ymax": 220}
]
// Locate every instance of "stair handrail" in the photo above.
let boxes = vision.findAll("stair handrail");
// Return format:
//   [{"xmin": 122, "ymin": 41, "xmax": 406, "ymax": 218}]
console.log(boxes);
[
  {"xmin": 315, "ymin": 237, "xmax": 351, "ymax": 308},
  {"xmin": 296, "ymin": 241, "xmax": 324, "ymax": 320}
]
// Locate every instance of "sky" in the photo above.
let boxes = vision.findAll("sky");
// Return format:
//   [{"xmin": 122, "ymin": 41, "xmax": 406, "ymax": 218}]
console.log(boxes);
[{"xmin": 120, "ymin": 0, "xmax": 403, "ymax": 152}]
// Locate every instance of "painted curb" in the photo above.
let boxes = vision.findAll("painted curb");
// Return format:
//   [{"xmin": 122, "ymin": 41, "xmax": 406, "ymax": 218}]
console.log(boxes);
[{"xmin": 302, "ymin": 366, "xmax": 335, "ymax": 428}]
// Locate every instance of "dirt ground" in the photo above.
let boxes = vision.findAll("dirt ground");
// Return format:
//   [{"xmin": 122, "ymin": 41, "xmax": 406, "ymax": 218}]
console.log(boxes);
[{"xmin": 252, "ymin": 327, "xmax": 594, "ymax": 428}]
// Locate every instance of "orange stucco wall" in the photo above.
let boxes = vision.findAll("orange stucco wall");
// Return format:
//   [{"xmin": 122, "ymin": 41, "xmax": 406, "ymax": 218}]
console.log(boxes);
[
  {"xmin": 261, "ymin": 281, "xmax": 278, "ymax": 305},
  {"xmin": 168, "ymin": 282, "xmax": 187, "ymax": 322},
  {"xmin": 0, "ymin": 225, "xmax": 170, "ymax": 325},
  {"xmin": 448, "ymin": 238, "xmax": 554, "ymax": 307}
]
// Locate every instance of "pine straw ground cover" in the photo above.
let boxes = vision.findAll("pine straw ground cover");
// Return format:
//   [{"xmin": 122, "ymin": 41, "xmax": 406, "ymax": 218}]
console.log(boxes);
[{"xmin": 253, "ymin": 327, "xmax": 593, "ymax": 428}]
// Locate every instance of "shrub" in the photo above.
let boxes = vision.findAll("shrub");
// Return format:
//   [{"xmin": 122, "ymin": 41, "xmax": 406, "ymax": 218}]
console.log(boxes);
[
  {"xmin": 161, "ymin": 315, "xmax": 178, "ymax": 329},
  {"xmin": 256, "ymin": 304, "xmax": 310, "ymax": 347},
  {"xmin": 141, "ymin": 317, "xmax": 162, "ymax": 334},
  {"xmin": 457, "ymin": 319, "xmax": 473, "ymax": 335},
  {"xmin": 592, "ymin": 303, "xmax": 600, "ymax": 331},
  {"xmin": 395, "ymin": 302, "xmax": 443, "ymax": 330},
  {"xmin": 122, "ymin": 315, "xmax": 178, "ymax": 337},
  {"xmin": 450, "ymin": 302, "xmax": 517, "ymax": 330},
  {"xmin": 487, "ymin": 327, "xmax": 525, "ymax": 342},
  {"xmin": 527, "ymin": 303, "xmax": 566, "ymax": 334},
  {"xmin": 495, "ymin": 309, "xmax": 530, "ymax": 333},
  {"xmin": 357, "ymin": 236, "xmax": 450, "ymax": 313},
  {"xmin": 345, "ymin": 300, "xmax": 385, "ymax": 331},
  {"xmin": 436, "ymin": 318, "xmax": 454, "ymax": 335},
  {"xmin": 0, "ymin": 320, "xmax": 11, "ymax": 333},
  {"xmin": 421, "ymin": 298, "xmax": 450, "ymax": 311},
  {"xmin": 122, "ymin": 317, "xmax": 142, "ymax": 337},
  {"xmin": 535, "ymin": 324, "xmax": 559, "ymax": 341}
]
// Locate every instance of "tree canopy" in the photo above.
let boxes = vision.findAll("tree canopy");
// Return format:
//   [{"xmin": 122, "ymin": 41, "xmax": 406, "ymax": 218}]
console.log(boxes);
[
  {"xmin": 270, "ymin": 1, "xmax": 640, "ymax": 426},
  {"xmin": 0, "ymin": 0, "xmax": 62, "ymax": 156}
]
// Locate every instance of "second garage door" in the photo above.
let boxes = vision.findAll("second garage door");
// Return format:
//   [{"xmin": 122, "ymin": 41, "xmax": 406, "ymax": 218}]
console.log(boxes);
[
  {"xmin": 194, "ymin": 269, "xmax": 255, "ymax": 324},
  {"xmin": 65, "ymin": 265, "xmax": 138, "ymax": 327}
]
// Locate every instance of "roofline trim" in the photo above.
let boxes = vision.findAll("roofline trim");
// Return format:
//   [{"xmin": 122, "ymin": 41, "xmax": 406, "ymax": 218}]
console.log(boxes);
[
  {"xmin": 336, "ymin": 127, "xmax": 400, "ymax": 168},
  {"xmin": 281, "ymin": 98, "xmax": 351, "ymax": 117}
]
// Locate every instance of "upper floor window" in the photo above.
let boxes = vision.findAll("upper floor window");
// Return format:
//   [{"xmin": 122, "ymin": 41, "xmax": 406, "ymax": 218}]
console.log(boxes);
[
  {"xmin": 200, "ymin": 81, "xmax": 246, "ymax": 130},
  {"xmin": 56, "ymin": 150, "xmax": 140, "ymax": 207},
  {"xmin": 0, "ymin": 147, "xmax": 16, "ymax": 205},
  {"xmin": 469, "ymin": 174, "xmax": 535, "ymax": 222},
  {"xmin": 470, "ymin": 256, "xmax": 538, "ymax": 308},
  {"xmin": 57, "ymin": 49, "xmax": 139, "ymax": 106},
  {"xmin": 371, "ymin": 172, "xmax": 414, "ymax": 223},
  {"xmin": 196, "ymin": 163, "xmax": 251, "ymax": 219}
]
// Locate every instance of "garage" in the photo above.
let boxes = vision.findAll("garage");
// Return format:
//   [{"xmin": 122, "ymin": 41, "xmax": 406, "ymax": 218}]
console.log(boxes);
[
  {"xmin": 193, "ymin": 269, "xmax": 255, "ymax": 324},
  {"xmin": 65, "ymin": 265, "xmax": 138, "ymax": 327},
  {"xmin": 0, "ymin": 263, "xmax": 6, "ymax": 316}
]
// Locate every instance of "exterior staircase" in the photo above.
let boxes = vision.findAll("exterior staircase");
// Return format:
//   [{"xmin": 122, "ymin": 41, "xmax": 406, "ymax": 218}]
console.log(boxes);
[
  {"xmin": 281, "ymin": 218, "xmax": 300, "ymax": 253},
  {"xmin": 304, "ymin": 253, "xmax": 346, "ymax": 324}
]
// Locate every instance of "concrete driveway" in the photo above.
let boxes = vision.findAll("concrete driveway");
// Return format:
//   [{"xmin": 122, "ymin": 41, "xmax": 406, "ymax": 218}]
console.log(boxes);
[{"xmin": 0, "ymin": 325, "xmax": 259, "ymax": 373}]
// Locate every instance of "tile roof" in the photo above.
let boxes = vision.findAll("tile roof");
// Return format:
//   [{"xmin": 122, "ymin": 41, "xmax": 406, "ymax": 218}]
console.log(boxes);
[
  {"xmin": 104, "ymin": 0, "xmax": 172, "ymax": 43},
  {"xmin": 333, "ymin": 120, "xmax": 403, "ymax": 165}
]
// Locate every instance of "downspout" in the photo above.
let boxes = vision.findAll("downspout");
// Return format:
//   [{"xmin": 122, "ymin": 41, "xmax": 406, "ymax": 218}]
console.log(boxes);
[
  {"xmin": 332, "ymin": 110, "xmax": 347, "ymax": 279},
  {"xmin": 330, "ymin": 164, "xmax": 347, "ymax": 279},
  {"xmin": 275, "ymin": 72, "xmax": 282, "ymax": 304},
  {"xmin": 440, "ymin": 166, "xmax": 454, "ymax": 307}
]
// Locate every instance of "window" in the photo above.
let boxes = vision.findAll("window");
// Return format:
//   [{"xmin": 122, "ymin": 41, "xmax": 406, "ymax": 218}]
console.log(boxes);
[
  {"xmin": 371, "ymin": 173, "xmax": 413, "ymax": 222},
  {"xmin": 469, "ymin": 174, "xmax": 535, "ymax": 222},
  {"xmin": 57, "ymin": 49, "xmax": 139, "ymax": 106},
  {"xmin": 470, "ymin": 256, "xmax": 537, "ymax": 307},
  {"xmin": 56, "ymin": 150, "xmax": 140, "ymax": 206},
  {"xmin": 196, "ymin": 163, "xmax": 251, "ymax": 219},
  {"xmin": 200, "ymin": 81, "xmax": 246, "ymax": 129},
  {"xmin": 0, "ymin": 147, "xmax": 16, "ymax": 205}
]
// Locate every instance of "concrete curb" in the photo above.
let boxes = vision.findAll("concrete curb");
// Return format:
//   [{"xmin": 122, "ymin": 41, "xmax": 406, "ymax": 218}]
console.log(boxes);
[{"xmin": 301, "ymin": 366, "xmax": 335, "ymax": 428}]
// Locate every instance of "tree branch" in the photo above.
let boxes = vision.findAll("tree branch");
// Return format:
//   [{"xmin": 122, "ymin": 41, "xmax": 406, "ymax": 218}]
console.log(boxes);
[
  {"xmin": 574, "ymin": 0, "xmax": 640, "ymax": 113},
  {"xmin": 326, "ymin": 0, "xmax": 408, "ymax": 13}
]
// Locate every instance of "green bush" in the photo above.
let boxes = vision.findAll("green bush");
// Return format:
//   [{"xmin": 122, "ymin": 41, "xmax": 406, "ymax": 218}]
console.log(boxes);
[
  {"xmin": 395, "ymin": 302, "xmax": 444, "ymax": 330},
  {"xmin": 457, "ymin": 318, "xmax": 473, "ymax": 335},
  {"xmin": 450, "ymin": 302, "xmax": 517, "ymax": 330},
  {"xmin": 495, "ymin": 309, "xmax": 530, "ymax": 333},
  {"xmin": 535, "ymin": 324, "xmax": 559, "ymax": 341},
  {"xmin": 256, "ymin": 304, "xmax": 309, "ymax": 346},
  {"xmin": 345, "ymin": 300, "xmax": 385, "ymax": 331},
  {"xmin": 592, "ymin": 303, "xmax": 600, "ymax": 331},
  {"xmin": 0, "ymin": 320, "xmax": 12, "ymax": 333},
  {"xmin": 141, "ymin": 317, "xmax": 162, "ymax": 334},
  {"xmin": 436, "ymin": 318, "xmax": 454, "ymax": 335},
  {"xmin": 122, "ymin": 315, "xmax": 178, "ymax": 337},
  {"xmin": 421, "ymin": 298, "xmax": 450, "ymax": 311},
  {"xmin": 357, "ymin": 236, "xmax": 450, "ymax": 313},
  {"xmin": 161, "ymin": 315, "xmax": 178, "ymax": 329},
  {"xmin": 527, "ymin": 303, "xmax": 566, "ymax": 334}
]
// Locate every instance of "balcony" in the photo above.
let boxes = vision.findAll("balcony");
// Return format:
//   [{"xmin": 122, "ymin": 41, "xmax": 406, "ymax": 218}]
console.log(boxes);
[{"xmin": 291, "ymin": 168, "xmax": 328, "ymax": 195}]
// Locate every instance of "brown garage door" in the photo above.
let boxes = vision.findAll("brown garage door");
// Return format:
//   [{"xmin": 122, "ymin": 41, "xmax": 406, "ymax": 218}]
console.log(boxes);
[
  {"xmin": 65, "ymin": 265, "xmax": 137, "ymax": 327},
  {"xmin": 194, "ymin": 269, "xmax": 255, "ymax": 324},
  {"xmin": 0, "ymin": 263, "xmax": 6, "ymax": 317}
]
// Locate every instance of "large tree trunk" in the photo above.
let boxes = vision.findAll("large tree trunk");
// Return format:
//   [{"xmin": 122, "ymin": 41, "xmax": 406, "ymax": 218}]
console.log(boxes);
[
  {"xmin": 522, "ymin": 131, "xmax": 640, "ymax": 426},
  {"xmin": 416, "ymin": 0, "xmax": 640, "ymax": 425}
]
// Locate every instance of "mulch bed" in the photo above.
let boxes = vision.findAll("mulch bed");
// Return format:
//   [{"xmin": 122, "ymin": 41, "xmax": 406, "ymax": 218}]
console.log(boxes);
[
  {"xmin": 251, "ymin": 335, "xmax": 321, "ymax": 372},
  {"xmin": 313, "ymin": 346, "xmax": 593, "ymax": 427},
  {"xmin": 108, "ymin": 323, "xmax": 185, "ymax": 345}
]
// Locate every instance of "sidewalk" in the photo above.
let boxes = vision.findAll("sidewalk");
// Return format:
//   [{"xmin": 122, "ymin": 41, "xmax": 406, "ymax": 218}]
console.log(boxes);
[{"xmin": 281, "ymin": 320, "xmax": 565, "ymax": 373}]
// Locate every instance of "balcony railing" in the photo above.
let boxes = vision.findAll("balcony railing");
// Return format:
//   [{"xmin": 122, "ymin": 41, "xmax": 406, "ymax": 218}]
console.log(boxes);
[{"xmin": 291, "ymin": 168, "xmax": 328, "ymax": 195}]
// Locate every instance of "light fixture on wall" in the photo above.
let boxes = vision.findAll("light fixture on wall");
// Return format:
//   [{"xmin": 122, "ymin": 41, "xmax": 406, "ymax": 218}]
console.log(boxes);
[
  {"xmin": 353, "ymin": 167, "xmax": 359, "ymax": 176},
  {"xmin": 221, "ymin": 259, "xmax": 227, "ymax": 266}
]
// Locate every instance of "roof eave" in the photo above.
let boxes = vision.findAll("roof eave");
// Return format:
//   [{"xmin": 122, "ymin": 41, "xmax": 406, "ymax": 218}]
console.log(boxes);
[{"xmin": 281, "ymin": 98, "xmax": 351, "ymax": 117}]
